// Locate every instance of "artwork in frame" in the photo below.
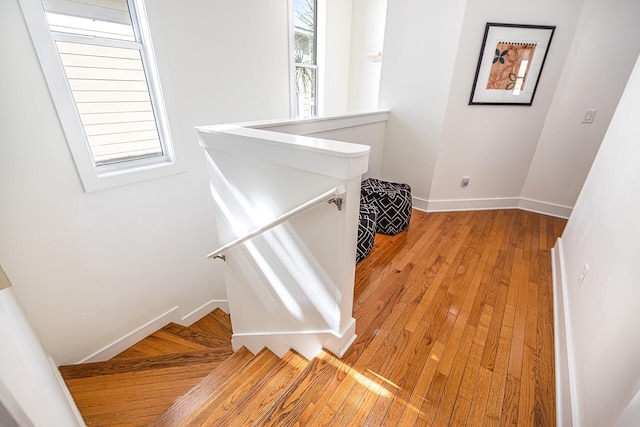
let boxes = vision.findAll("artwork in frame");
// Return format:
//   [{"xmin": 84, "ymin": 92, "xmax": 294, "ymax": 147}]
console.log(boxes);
[{"xmin": 469, "ymin": 23, "xmax": 555, "ymax": 106}]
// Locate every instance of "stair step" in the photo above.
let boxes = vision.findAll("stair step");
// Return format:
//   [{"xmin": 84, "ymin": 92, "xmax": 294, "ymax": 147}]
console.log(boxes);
[
  {"xmin": 156, "ymin": 348, "xmax": 280, "ymax": 426},
  {"xmin": 75, "ymin": 399, "xmax": 176, "ymax": 427},
  {"xmin": 60, "ymin": 348, "xmax": 233, "ymax": 380},
  {"xmin": 68, "ymin": 378, "xmax": 200, "ymax": 427},
  {"xmin": 207, "ymin": 350, "xmax": 310, "ymax": 426},
  {"xmin": 281, "ymin": 352, "xmax": 354, "ymax": 426},
  {"xmin": 110, "ymin": 347, "xmax": 150, "ymax": 360},
  {"xmin": 255, "ymin": 350, "xmax": 341, "ymax": 426},
  {"xmin": 210, "ymin": 308, "xmax": 232, "ymax": 329},
  {"xmin": 148, "ymin": 346, "xmax": 254, "ymax": 426},
  {"xmin": 111, "ymin": 324, "xmax": 215, "ymax": 360},
  {"xmin": 166, "ymin": 324, "xmax": 232, "ymax": 350},
  {"xmin": 65, "ymin": 365, "xmax": 216, "ymax": 396},
  {"xmin": 63, "ymin": 352, "xmax": 234, "ymax": 427},
  {"xmin": 188, "ymin": 309, "xmax": 232, "ymax": 340},
  {"xmin": 136, "ymin": 329, "xmax": 213, "ymax": 354}
]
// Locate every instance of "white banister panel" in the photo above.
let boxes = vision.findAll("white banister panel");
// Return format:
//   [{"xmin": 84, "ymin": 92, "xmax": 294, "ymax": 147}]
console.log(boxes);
[
  {"xmin": 206, "ymin": 185, "xmax": 346, "ymax": 260},
  {"xmin": 196, "ymin": 118, "xmax": 371, "ymax": 359},
  {"xmin": 197, "ymin": 125, "xmax": 370, "ymax": 181}
]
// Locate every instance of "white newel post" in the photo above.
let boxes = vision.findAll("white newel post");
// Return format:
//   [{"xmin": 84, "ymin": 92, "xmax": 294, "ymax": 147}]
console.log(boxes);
[{"xmin": 196, "ymin": 124, "xmax": 370, "ymax": 359}]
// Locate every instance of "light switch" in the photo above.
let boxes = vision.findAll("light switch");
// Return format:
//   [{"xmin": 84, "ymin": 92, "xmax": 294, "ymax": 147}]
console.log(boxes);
[
  {"xmin": 578, "ymin": 263, "xmax": 589, "ymax": 286},
  {"xmin": 582, "ymin": 109, "xmax": 597, "ymax": 124}
]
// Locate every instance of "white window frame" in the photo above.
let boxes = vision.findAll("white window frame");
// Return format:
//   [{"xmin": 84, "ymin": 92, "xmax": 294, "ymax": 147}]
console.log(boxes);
[
  {"xmin": 290, "ymin": 0, "xmax": 325, "ymax": 118},
  {"xmin": 19, "ymin": 0, "xmax": 184, "ymax": 192}
]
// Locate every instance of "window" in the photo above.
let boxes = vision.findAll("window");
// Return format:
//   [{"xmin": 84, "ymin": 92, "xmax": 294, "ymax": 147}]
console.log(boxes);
[
  {"xmin": 20, "ymin": 0, "xmax": 182, "ymax": 191},
  {"xmin": 293, "ymin": 0, "xmax": 318, "ymax": 117}
]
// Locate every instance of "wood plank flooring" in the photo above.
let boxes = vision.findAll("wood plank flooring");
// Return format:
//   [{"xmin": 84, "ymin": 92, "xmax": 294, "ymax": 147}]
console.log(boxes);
[
  {"xmin": 344, "ymin": 209, "xmax": 565, "ymax": 426},
  {"xmin": 61, "ymin": 208, "xmax": 565, "ymax": 426}
]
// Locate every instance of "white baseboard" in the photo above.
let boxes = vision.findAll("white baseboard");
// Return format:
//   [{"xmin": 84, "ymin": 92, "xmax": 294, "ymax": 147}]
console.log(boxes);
[
  {"xmin": 519, "ymin": 198, "xmax": 572, "ymax": 219},
  {"xmin": 231, "ymin": 322, "xmax": 358, "ymax": 361},
  {"xmin": 179, "ymin": 299, "xmax": 229, "ymax": 326},
  {"xmin": 412, "ymin": 196, "xmax": 430, "ymax": 212},
  {"xmin": 421, "ymin": 196, "xmax": 520, "ymax": 212},
  {"xmin": 323, "ymin": 317, "xmax": 357, "ymax": 358},
  {"xmin": 77, "ymin": 306, "xmax": 179, "ymax": 363},
  {"xmin": 48, "ymin": 356, "xmax": 85, "ymax": 426},
  {"xmin": 552, "ymin": 238, "xmax": 577, "ymax": 426},
  {"xmin": 75, "ymin": 300, "xmax": 231, "ymax": 364},
  {"xmin": 412, "ymin": 196, "xmax": 571, "ymax": 219}
]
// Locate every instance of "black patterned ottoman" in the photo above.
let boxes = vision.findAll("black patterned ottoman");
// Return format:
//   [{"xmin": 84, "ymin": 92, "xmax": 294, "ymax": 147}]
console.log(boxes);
[
  {"xmin": 356, "ymin": 202, "xmax": 377, "ymax": 263},
  {"xmin": 361, "ymin": 178, "xmax": 412, "ymax": 235}
]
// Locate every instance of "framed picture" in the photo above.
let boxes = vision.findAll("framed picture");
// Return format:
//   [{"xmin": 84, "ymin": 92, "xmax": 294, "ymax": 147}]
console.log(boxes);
[{"xmin": 469, "ymin": 23, "xmax": 555, "ymax": 106}]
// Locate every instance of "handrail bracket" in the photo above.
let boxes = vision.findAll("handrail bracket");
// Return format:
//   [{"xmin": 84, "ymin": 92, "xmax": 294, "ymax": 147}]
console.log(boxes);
[
  {"xmin": 212, "ymin": 254, "xmax": 226, "ymax": 262},
  {"xmin": 328, "ymin": 197, "xmax": 343, "ymax": 211}
]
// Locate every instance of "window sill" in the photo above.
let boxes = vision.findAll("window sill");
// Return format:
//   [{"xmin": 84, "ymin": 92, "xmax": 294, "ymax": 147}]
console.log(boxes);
[{"xmin": 78, "ymin": 157, "xmax": 186, "ymax": 192}]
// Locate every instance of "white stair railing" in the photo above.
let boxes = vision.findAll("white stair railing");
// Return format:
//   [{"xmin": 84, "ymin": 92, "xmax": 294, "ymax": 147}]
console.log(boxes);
[
  {"xmin": 206, "ymin": 185, "xmax": 346, "ymax": 261},
  {"xmin": 196, "ymin": 120, "xmax": 371, "ymax": 360}
]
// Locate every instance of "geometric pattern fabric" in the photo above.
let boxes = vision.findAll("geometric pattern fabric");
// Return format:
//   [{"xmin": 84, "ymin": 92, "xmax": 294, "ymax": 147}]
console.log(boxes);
[
  {"xmin": 356, "ymin": 202, "xmax": 377, "ymax": 263},
  {"xmin": 360, "ymin": 178, "xmax": 412, "ymax": 235}
]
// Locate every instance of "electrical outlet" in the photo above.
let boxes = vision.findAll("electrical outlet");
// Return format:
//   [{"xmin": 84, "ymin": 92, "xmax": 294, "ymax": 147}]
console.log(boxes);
[
  {"xmin": 461, "ymin": 176, "xmax": 470, "ymax": 188},
  {"xmin": 577, "ymin": 262, "xmax": 589, "ymax": 286}
]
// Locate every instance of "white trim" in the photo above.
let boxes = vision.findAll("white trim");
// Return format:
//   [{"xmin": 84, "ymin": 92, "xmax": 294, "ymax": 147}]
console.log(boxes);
[
  {"xmin": 44, "ymin": 0, "xmax": 130, "ymax": 25},
  {"xmin": 316, "ymin": 0, "xmax": 326, "ymax": 116},
  {"xmin": 179, "ymin": 300, "xmax": 229, "ymax": 326},
  {"xmin": 196, "ymin": 124, "xmax": 370, "ymax": 181},
  {"xmin": 411, "ymin": 196, "xmax": 430, "ymax": 212},
  {"xmin": 47, "ymin": 357, "xmax": 85, "ymax": 427},
  {"xmin": 519, "ymin": 197, "xmax": 572, "ymax": 219},
  {"xmin": 231, "ymin": 323, "xmax": 357, "ymax": 361},
  {"xmin": 71, "ymin": 300, "xmax": 230, "ymax": 364},
  {"xmin": 0, "ymin": 289, "xmax": 82, "ymax": 426},
  {"xmin": 552, "ymin": 238, "xmax": 579, "ymax": 427},
  {"xmin": 77, "ymin": 306, "xmax": 179, "ymax": 363},
  {"xmin": 323, "ymin": 316, "xmax": 357, "ymax": 358},
  {"xmin": 240, "ymin": 109, "xmax": 389, "ymax": 135},
  {"xmin": 287, "ymin": 0, "xmax": 296, "ymax": 117},
  {"xmin": 412, "ymin": 196, "xmax": 572, "ymax": 219},
  {"xmin": 18, "ymin": 0, "xmax": 186, "ymax": 193},
  {"xmin": 424, "ymin": 197, "xmax": 520, "ymax": 213}
]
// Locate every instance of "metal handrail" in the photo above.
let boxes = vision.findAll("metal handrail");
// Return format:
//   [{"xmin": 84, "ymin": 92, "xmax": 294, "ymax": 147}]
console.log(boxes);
[{"xmin": 206, "ymin": 185, "xmax": 346, "ymax": 261}]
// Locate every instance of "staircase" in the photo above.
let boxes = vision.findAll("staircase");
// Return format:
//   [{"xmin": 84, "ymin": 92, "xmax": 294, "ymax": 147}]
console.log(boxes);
[{"xmin": 59, "ymin": 309, "xmax": 338, "ymax": 426}]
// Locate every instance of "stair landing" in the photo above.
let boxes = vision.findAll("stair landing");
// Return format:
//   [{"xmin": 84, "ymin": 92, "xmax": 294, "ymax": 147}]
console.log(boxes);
[{"xmin": 59, "ymin": 309, "xmax": 237, "ymax": 426}]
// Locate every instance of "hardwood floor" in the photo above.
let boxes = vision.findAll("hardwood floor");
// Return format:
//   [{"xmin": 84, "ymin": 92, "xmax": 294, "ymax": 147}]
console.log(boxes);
[
  {"xmin": 61, "ymin": 208, "xmax": 566, "ymax": 426},
  {"xmin": 343, "ymin": 209, "xmax": 565, "ymax": 426}
]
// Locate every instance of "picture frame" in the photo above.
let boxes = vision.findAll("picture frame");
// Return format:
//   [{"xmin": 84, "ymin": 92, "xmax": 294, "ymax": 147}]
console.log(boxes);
[{"xmin": 469, "ymin": 23, "xmax": 555, "ymax": 106}]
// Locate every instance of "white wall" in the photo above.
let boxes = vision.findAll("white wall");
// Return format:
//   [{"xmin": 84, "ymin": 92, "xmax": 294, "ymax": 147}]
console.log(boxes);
[
  {"xmin": 251, "ymin": 111, "xmax": 388, "ymax": 179},
  {"xmin": 346, "ymin": 0, "xmax": 387, "ymax": 112},
  {"xmin": 323, "ymin": 0, "xmax": 387, "ymax": 114},
  {"xmin": 379, "ymin": 0, "xmax": 640, "ymax": 217},
  {"xmin": 322, "ymin": 0, "xmax": 353, "ymax": 115},
  {"xmin": 0, "ymin": 0, "xmax": 290, "ymax": 364},
  {"xmin": 378, "ymin": 0, "xmax": 468, "ymax": 198},
  {"xmin": 614, "ymin": 388, "xmax": 640, "ymax": 427},
  {"xmin": 154, "ymin": 0, "xmax": 291, "ymax": 126},
  {"xmin": 557, "ymin": 54, "xmax": 640, "ymax": 427},
  {"xmin": 522, "ymin": 0, "xmax": 640, "ymax": 208},
  {"xmin": 308, "ymin": 122, "xmax": 386, "ymax": 180},
  {"xmin": 428, "ymin": 0, "xmax": 583, "ymax": 204},
  {"xmin": 0, "ymin": 288, "xmax": 81, "ymax": 426}
]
